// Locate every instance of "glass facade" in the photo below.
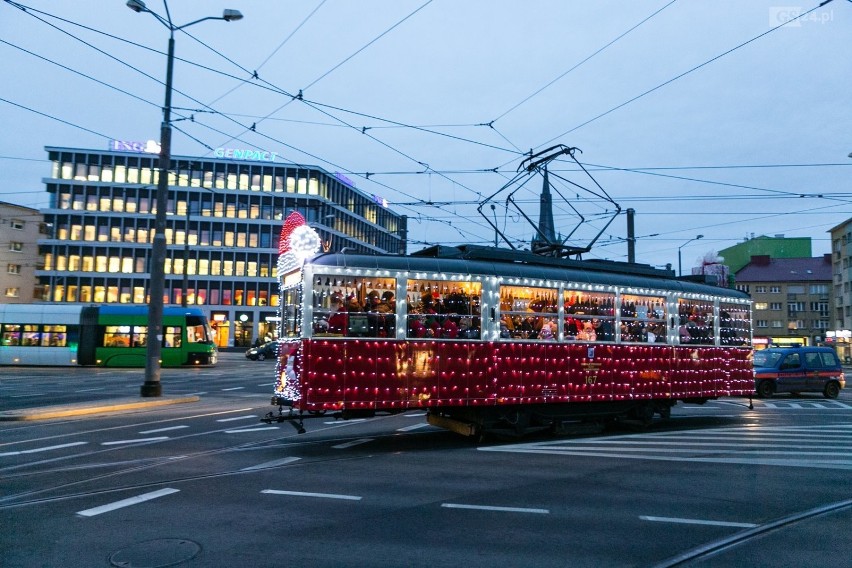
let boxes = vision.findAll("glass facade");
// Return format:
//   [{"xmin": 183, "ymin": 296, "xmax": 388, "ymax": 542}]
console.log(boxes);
[{"xmin": 37, "ymin": 146, "xmax": 407, "ymax": 349}]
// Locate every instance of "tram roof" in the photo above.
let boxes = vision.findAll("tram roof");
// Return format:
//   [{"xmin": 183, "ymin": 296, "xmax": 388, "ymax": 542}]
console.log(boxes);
[{"xmin": 308, "ymin": 245, "xmax": 749, "ymax": 300}]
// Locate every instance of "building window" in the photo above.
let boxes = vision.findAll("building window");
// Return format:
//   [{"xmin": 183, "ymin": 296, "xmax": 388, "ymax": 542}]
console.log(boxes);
[
  {"xmin": 5, "ymin": 287, "xmax": 19, "ymax": 298},
  {"xmin": 771, "ymin": 320, "xmax": 783, "ymax": 328},
  {"xmin": 754, "ymin": 286, "xmax": 766, "ymax": 293},
  {"xmin": 788, "ymin": 302, "xmax": 806, "ymax": 314},
  {"xmin": 770, "ymin": 286, "xmax": 781, "ymax": 293},
  {"xmin": 9, "ymin": 242, "xmax": 23, "ymax": 252},
  {"xmin": 756, "ymin": 320, "xmax": 768, "ymax": 328},
  {"xmin": 10, "ymin": 219, "xmax": 24, "ymax": 230},
  {"xmin": 7, "ymin": 264, "xmax": 21, "ymax": 275},
  {"xmin": 770, "ymin": 303, "xmax": 782, "ymax": 310}
]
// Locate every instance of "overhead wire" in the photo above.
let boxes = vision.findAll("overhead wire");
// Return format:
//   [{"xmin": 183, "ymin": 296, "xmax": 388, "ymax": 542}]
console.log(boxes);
[
  {"xmin": 538, "ymin": 1, "xmax": 834, "ymax": 147},
  {"xmin": 3, "ymin": 0, "xmax": 846, "ymax": 253},
  {"xmin": 491, "ymin": 0, "xmax": 679, "ymax": 123}
]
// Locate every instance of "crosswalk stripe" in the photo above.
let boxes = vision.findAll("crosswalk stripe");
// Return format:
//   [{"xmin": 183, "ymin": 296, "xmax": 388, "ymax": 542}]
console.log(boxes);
[{"xmin": 480, "ymin": 423, "xmax": 852, "ymax": 470}]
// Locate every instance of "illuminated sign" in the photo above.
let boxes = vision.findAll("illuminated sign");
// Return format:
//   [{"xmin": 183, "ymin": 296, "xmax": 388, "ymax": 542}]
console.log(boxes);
[
  {"xmin": 214, "ymin": 147, "xmax": 278, "ymax": 162},
  {"xmin": 371, "ymin": 194, "xmax": 389, "ymax": 208},
  {"xmin": 335, "ymin": 172, "xmax": 356, "ymax": 187},
  {"xmin": 110, "ymin": 139, "xmax": 161, "ymax": 154}
]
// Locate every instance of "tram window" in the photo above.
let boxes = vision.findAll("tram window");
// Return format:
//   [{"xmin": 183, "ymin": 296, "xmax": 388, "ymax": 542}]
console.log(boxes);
[
  {"xmin": 678, "ymin": 299, "xmax": 714, "ymax": 345},
  {"xmin": 185, "ymin": 316, "xmax": 209, "ymax": 343},
  {"xmin": 104, "ymin": 325, "xmax": 131, "ymax": 347},
  {"xmin": 42, "ymin": 325, "xmax": 67, "ymax": 347},
  {"xmin": 620, "ymin": 294, "xmax": 666, "ymax": 343},
  {"xmin": 280, "ymin": 287, "xmax": 300, "ymax": 338},
  {"xmin": 22, "ymin": 325, "xmax": 40, "ymax": 346},
  {"xmin": 720, "ymin": 302, "xmax": 751, "ymax": 346},
  {"xmin": 164, "ymin": 327, "xmax": 182, "ymax": 348},
  {"xmin": 563, "ymin": 290, "xmax": 616, "ymax": 342},
  {"xmin": 311, "ymin": 275, "xmax": 398, "ymax": 338},
  {"xmin": 131, "ymin": 326, "xmax": 147, "ymax": 347},
  {"xmin": 407, "ymin": 279, "xmax": 481, "ymax": 339},
  {"xmin": 496, "ymin": 285, "xmax": 557, "ymax": 341},
  {"xmin": 1, "ymin": 324, "xmax": 22, "ymax": 346}
]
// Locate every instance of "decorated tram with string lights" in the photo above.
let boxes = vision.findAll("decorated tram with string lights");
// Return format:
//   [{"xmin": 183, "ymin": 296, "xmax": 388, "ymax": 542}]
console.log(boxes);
[{"xmin": 264, "ymin": 213, "xmax": 753, "ymax": 437}]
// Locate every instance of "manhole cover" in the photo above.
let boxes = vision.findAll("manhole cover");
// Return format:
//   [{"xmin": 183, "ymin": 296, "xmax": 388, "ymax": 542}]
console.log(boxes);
[{"xmin": 109, "ymin": 538, "xmax": 201, "ymax": 568}]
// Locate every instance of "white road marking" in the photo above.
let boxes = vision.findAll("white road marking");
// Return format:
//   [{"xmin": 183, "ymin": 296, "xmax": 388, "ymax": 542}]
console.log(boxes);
[
  {"xmin": 442, "ymin": 503, "xmax": 549, "ymax": 514},
  {"xmin": 640, "ymin": 515, "xmax": 757, "ymax": 528},
  {"xmin": 75, "ymin": 387, "xmax": 105, "ymax": 392},
  {"xmin": 324, "ymin": 419, "xmax": 367, "ymax": 425},
  {"xmin": 332, "ymin": 438, "xmax": 373, "ymax": 449},
  {"xmin": 241, "ymin": 457, "xmax": 301, "ymax": 471},
  {"xmin": 480, "ymin": 424, "xmax": 852, "ymax": 470},
  {"xmin": 221, "ymin": 387, "xmax": 244, "ymax": 391},
  {"xmin": 216, "ymin": 415, "xmax": 257, "ymax": 422},
  {"xmin": 406, "ymin": 412, "xmax": 427, "ymax": 417},
  {"xmin": 101, "ymin": 437, "xmax": 169, "ymax": 446},
  {"xmin": 224, "ymin": 427, "xmax": 279, "ymax": 433},
  {"xmin": 77, "ymin": 488, "xmax": 180, "ymax": 517},
  {"xmin": 397, "ymin": 423, "xmax": 429, "ymax": 432},
  {"xmin": 262, "ymin": 489, "xmax": 361, "ymax": 501},
  {"xmin": 0, "ymin": 441, "xmax": 88, "ymax": 457},
  {"xmin": 139, "ymin": 425, "xmax": 189, "ymax": 434}
]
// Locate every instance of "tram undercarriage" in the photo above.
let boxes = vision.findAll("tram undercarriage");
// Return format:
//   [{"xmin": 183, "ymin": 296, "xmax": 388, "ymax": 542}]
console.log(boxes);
[{"xmin": 261, "ymin": 398, "xmax": 701, "ymax": 438}]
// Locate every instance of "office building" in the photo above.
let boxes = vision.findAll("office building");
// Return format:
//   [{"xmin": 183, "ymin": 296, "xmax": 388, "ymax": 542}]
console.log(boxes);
[{"xmin": 36, "ymin": 145, "xmax": 407, "ymax": 349}]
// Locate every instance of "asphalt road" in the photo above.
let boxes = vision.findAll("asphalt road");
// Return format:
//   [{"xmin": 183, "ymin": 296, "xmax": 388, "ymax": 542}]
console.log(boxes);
[{"xmin": 1, "ymin": 355, "xmax": 851, "ymax": 567}]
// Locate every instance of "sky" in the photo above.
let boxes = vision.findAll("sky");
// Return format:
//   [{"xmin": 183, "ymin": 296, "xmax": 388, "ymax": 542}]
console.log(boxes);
[{"xmin": 1, "ymin": 0, "xmax": 850, "ymax": 272}]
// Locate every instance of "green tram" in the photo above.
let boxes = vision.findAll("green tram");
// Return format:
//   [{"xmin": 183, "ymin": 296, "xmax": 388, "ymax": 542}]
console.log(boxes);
[{"xmin": 0, "ymin": 304, "xmax": 217, "ymax": 367}]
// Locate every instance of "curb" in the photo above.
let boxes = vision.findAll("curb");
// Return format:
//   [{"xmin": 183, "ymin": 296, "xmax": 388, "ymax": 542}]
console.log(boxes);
[{"xmin": 0, "ymin": 395, "xmax": 200, "ymax": 422}]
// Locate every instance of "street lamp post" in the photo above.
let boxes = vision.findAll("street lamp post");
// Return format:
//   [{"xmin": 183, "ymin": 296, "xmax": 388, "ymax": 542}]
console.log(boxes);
[
  {"xmin": 127, "ymin": 0, "xmax": 242, "ymax": 397},
  {"xmin": 678, "ymin": 234, "xmax": 704, "ymax": 277}
]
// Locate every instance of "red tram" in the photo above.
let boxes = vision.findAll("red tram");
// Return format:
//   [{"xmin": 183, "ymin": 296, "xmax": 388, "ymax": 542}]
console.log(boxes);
[{"xmin": 266, "ymin": 244, "xmax": 753, "ymax": 436}]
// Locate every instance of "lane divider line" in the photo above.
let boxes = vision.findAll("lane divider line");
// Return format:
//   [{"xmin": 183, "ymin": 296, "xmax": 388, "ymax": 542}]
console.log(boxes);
[
  {"xmin": 332, "ymin": 438, "xmax": 373, "ymax": 449},
  {"xmin": 77, "ymin": 488, "xmax": 180, "ymax": 517},
  {"xmin": 101, "ymin": 437, "xmax": 169, "ymax": 446},
  {"xmin": 0, "ymin": 441, "xmax": 88, "ymax": 457},
  {"xmin": 241, "ymin": 457, "xmax": 301, "ymax": 471},
  {"xmin": 442, "ymin": 503, "xmax": 549, "ymax": 514},
  {"xmin": 640, "ymin": 515, "xmax": 758, "ymax": 528},
  {"xmin": 139, "ymin": 425, "xmax": 189, "ymax": 434},
  {"xmin": 216, "ymin": 415, "xmax": 257, "ymax": 422},
  {"xmin": 262, "ymin": 489, "xmax": 361, "ymax": 501}
]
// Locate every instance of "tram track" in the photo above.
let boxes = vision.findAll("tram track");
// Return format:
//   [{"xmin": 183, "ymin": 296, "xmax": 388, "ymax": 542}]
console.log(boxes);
[
  {"xmin": 651, "ymin": 498, "xmax": 852, "ymax": 567},
  {"xmin": 0, "ymin": 418, "xmax": 437, "ymax": 509}
]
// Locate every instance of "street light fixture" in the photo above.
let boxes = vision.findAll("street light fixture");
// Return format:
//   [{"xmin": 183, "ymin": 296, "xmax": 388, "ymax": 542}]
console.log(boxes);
[
  {"xmin": 678, "ymin": 234, "xmax": 704, "ymax": 277},
  {"xmin": 128, "ymin": 0, "xmax": 243, "ymax": 397}
]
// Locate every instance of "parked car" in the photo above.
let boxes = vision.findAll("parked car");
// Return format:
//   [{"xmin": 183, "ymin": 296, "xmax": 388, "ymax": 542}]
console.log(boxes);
[
  {"xmin": 753, "ymin": 346, "xmax": 845, "ymax": 399},
  {"xmin": 245, "ymin": 341, "xmax": 277, "ymax": 361}
]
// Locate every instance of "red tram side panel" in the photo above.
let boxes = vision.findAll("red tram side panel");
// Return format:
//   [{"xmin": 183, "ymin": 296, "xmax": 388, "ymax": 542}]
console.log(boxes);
[{"xmin": 284, "ymin": 339, "xmax": 753, "ymax": 413}]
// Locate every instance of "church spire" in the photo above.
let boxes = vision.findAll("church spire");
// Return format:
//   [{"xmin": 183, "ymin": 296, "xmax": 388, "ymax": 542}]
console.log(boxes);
[{"xmin": 533, "ymin": 166, "xmax": 556, "ymax": 249}]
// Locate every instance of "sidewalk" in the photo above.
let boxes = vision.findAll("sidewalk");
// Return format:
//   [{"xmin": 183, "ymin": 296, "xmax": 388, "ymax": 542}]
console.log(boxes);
[{"xmin": 0, "ymin": 395, "xmax": 200, "ymax": 422}]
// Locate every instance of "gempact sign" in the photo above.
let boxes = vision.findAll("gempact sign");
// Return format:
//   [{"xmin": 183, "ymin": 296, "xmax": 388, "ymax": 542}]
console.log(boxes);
[{"xmin": 214, "ymin": 147, "xmax": 278, "ymax": 162}]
